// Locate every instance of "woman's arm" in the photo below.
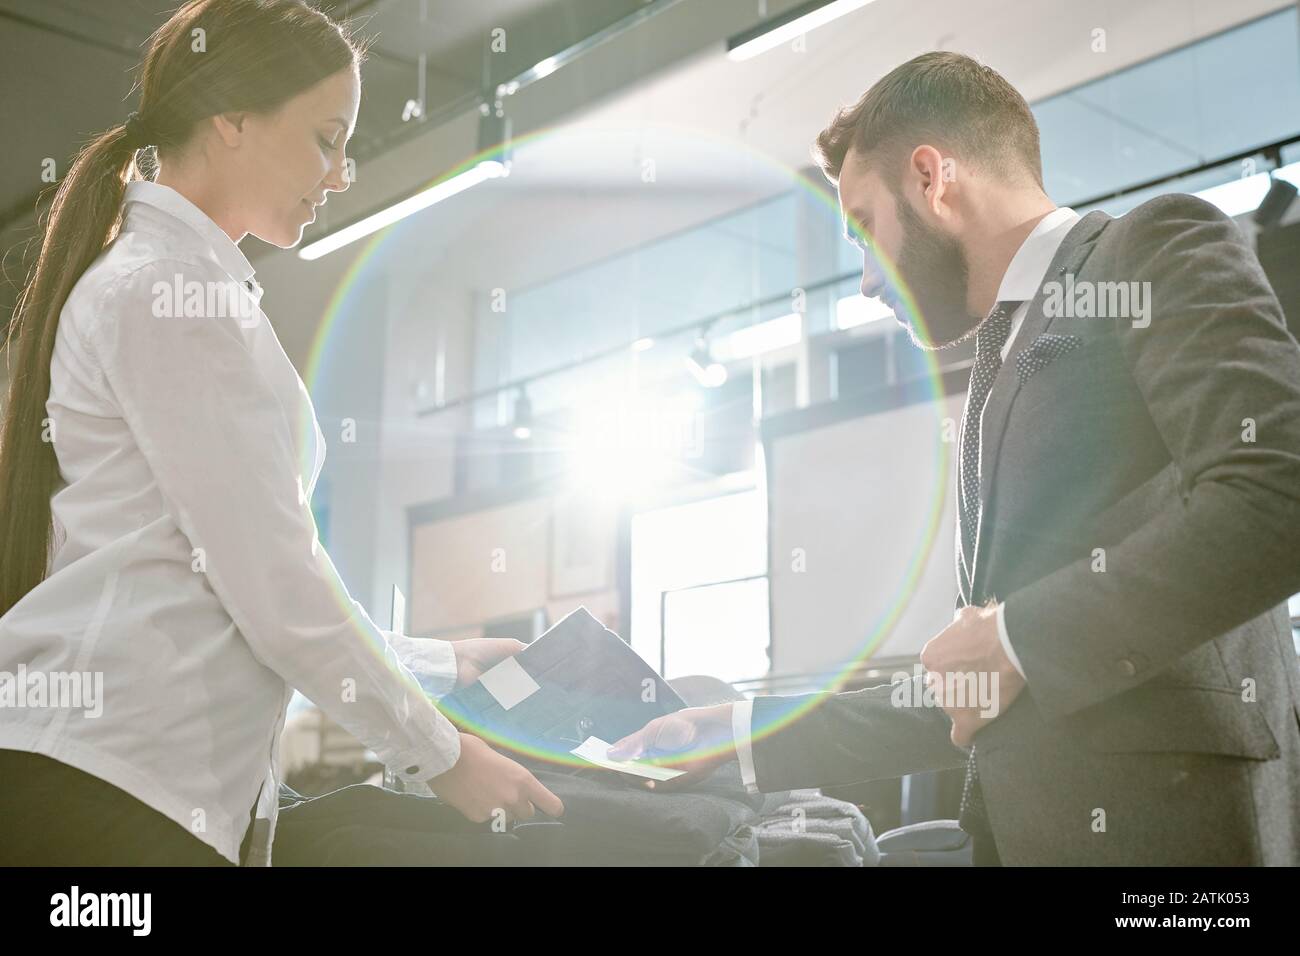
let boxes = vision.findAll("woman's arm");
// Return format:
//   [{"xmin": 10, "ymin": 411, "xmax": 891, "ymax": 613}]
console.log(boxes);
[
  {"xmin": 381, "ymin": 622, "xmax": 529, "ymax": 698},
  {"xmin": 91, "ymin": 257, "xmax": 459, "ymax": 786},
  {"xmin": 375, "ymin": 625, "xmax": 457, "ymax": 698}
]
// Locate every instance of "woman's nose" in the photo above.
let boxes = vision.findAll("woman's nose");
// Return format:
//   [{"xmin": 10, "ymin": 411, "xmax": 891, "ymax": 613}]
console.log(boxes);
[{"xmin": 324, "ymin": 157, "xmax": 351, "ymax": 194}]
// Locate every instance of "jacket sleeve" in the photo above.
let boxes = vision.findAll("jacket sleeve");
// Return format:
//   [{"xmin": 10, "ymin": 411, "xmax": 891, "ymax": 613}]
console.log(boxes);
[
  {"xmin": 1005, "ymin": 194, "xmax": 1300, "ymax": 719},
  {"xmin": 749, "ymin": 674, "xmax": 968, "ymax": 791},
  {"xmin": 91, "ymin": 258, "xmax": 460, "ymax": 783}
]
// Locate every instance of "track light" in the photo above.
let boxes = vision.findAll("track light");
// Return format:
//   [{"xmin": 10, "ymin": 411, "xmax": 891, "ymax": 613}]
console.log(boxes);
[
  {"xmin": 686, "ymin": 336, "xmax": 727, "ymax": 388},
  {"xmin": 512, "ymin": 388, "xmax": 533, "ymax": 440}
]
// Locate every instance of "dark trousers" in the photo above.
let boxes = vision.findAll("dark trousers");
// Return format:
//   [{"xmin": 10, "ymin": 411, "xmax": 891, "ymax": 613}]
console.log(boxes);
[
  {"xmin": 0, "ymin": 748, "xmax": 251, "ymax": 866},
  {"xmin": 972, "ymin": 831, "xmax": 1003, "ymax": 867}
]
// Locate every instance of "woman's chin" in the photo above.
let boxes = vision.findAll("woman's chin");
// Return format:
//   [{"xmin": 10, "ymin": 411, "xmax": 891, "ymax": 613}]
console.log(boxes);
[{"xmin": 265, "ymin": 226, "xmax": 305, "ymax": 250}]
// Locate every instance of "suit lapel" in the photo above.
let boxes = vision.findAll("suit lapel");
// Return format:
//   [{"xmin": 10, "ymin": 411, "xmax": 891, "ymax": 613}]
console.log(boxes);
[{"xmin": 967, "ymin": 211, "xmax": 1111, "ymax": 598}]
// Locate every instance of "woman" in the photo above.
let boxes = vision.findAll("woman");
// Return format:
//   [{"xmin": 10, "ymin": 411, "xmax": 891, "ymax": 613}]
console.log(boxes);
[{"xmin": 0, "ymin": 0, "xmax": 561, "ymax": 866}]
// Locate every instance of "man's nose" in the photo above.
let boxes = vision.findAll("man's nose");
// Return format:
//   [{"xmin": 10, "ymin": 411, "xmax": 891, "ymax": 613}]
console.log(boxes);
[{"xmin": 859, "ymin": 250, "xmax": 887, "ymax": 300}]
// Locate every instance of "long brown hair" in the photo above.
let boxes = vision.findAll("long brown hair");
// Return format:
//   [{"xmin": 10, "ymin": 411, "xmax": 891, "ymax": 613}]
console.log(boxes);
[{"xmin": 0, "ymin": 0, "xmax": 366, "ymax": 617}]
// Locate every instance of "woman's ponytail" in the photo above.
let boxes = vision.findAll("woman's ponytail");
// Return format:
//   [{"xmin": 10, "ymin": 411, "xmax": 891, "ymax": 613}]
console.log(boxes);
[{"xmin": 0, "ymin": 0, "xmax": 364, "ymax": 617}]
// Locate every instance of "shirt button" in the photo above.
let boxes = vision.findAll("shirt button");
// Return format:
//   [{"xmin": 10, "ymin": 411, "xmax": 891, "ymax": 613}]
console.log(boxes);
[
  {"xmin": 1115, "ymin": 658, "xmax": 1137, "ymax": 677},
  {"xmin": 405, "ymin": 765, "xmax": 420, "ymax": 775}
]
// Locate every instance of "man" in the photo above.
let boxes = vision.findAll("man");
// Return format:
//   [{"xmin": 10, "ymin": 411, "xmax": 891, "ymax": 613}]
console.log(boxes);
[{"xmin": 610, "ymin": 51, "xmax": 1300, "ymax": 865}]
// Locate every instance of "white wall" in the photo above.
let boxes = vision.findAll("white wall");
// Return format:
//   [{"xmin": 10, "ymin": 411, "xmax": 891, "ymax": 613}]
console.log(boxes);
[
  {"xmin": 768, "ymin": 391, "xmax": 968, "ymax": 674},
  {"xmin": 306, "ymin": 272, "xmax": 389, "ymax": 613},
  {"xmin": 408, "ymin": 493, "xmax": 620, "ymax": 640},
  {"xmin": 370, "ymin": 278, "xmax": 475, "ymax": 619}
]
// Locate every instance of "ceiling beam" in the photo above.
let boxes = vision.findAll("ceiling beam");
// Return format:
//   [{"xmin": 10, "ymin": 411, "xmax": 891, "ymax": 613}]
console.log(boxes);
[{"xmin": 0, "ymin": 6, "xmax": 141, "ymax": 59}]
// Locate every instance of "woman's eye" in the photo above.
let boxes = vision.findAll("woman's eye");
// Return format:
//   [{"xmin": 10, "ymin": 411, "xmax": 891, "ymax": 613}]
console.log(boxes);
[{"xmin": 318, "ymin": 136, "xmax": 336, "ymax": 152}]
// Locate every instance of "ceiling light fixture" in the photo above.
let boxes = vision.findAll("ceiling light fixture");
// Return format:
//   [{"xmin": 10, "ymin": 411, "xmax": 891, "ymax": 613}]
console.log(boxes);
[
  {"xmin": 299, "ymin": 102, "xmax": 512, "ymax": 261},
  {"xmin": 726, "ymin": 0, "xmax": 877, "ymax": 62}
]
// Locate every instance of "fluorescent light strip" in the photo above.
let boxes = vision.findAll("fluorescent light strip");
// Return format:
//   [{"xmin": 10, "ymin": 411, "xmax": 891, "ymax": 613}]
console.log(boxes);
[
  {"xmin": 1275, "ymin": 161, "xmax": 1300, "ymax": 188},
  {"xmin": 1192, "ymin": 161, "xmax": 1300, "ymax": 218},
  {"xmin": 531, "ymin": 56, "xmax": 559, "ymax": 81},
  {"xmin": 835, "ymin": 293, "xmax": 894, "ymax": 330},
  {"xmin": 727, "ymin": 0, "xmax": 877, "ymax": 62},
  {"xmin": 1194, "ymin": 171, "xmax": 1273, "ymax": 218},
  {"xmin": 715, "ymin": 313, "xmax": 803, "ymax": 361},
  {"xmin": 298, "ymin": 160, "xmax": 507, "ymax": 261}
]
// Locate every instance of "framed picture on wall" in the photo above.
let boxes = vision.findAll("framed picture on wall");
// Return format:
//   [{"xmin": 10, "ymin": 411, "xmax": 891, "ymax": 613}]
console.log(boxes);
[{"xmin": 549, "ymin": 494, "xmax": 615, "ymax": 599}]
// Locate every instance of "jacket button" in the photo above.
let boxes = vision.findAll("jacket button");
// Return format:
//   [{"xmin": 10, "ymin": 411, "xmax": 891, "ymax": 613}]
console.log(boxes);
[
  {"xmin": 405, "ymin": 765, "xmax": 419, "ymax": 775},
  {"xmin": 1115, "ymin": 659, "xmax": 1137, "ymax": 677}
]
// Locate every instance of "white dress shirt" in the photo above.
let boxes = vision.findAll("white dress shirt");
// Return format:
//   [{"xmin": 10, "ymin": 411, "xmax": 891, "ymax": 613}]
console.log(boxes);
[
  {"xmin": 0, "ymin": 180, "xmax": 461, "ymax": 864},
  {"xmin": 734, "ymin": 206, "xmax": 1082, "ymax": 791}
]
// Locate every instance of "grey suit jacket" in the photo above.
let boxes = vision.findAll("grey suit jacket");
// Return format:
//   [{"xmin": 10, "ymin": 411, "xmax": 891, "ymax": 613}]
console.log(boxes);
[{"xmin": 750, "ymin": 194, "xmax": 1300, "ymax": 864}]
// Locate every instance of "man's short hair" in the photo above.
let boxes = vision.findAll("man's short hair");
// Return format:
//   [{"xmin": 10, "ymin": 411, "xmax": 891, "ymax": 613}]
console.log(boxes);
[{"xmin": 813, "ymin": 51, "xmax": 1043, "ymax": 191}]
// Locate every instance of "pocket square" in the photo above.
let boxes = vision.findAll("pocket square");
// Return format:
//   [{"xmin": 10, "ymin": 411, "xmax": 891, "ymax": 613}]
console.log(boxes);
[{"xmin": 1014, "ymin": 333, "xmax": 1082, "ymax": 385}]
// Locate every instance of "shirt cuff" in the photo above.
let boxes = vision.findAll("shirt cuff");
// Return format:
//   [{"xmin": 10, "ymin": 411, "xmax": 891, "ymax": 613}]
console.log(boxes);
[
  {"xmin": 996, "ymin": 602, "xmax": 1027, "ymax": 679},
  {"xmin": 385, "ymin": 632, "xmax": 460, "ymax": 699},
  {"xmin": 389, "ymin": 714, "xmax": 462, "ymax": 785},
  {"xmin": 732, "ymin": 699, "xmax": 759, "ymax": 793}
]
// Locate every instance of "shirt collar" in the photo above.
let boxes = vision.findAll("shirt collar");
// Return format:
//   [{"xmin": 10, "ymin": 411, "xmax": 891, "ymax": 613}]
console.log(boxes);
[
  {"xmin": 122, "ymin": 180, "xmax": 260, "ymax": 299},
  {"xmin": 994, "ymin": 206, "xmax": 1080, "ymax": 304}
]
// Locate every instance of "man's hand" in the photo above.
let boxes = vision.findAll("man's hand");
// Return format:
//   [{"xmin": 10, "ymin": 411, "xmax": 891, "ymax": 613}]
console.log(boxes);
[
  {"xmin": 426, "ymin": 733, "xmax": 564, "ymax": 824},
  {"xmin": 607, "ymin": 703, "xmax": 736, "ymax": 790},
  {"xmin": 920, "ymin": 604, "xmax": 1026, "ymax": 747},
  {"xmin": 452, "ymin": 638, "xmax": 526, "ymax": 687}
]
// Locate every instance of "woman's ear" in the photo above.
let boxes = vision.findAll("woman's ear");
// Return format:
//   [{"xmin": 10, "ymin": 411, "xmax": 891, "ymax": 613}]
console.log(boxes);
[{"xmin": 211, "ymin": 111, "xmax": 249, "ymax": 148}]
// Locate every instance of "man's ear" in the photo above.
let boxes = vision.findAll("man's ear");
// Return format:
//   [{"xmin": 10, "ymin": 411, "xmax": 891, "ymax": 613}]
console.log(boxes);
[{"xmin": 908, "ymin": 144, "xmax": 952, "ymax": 220}]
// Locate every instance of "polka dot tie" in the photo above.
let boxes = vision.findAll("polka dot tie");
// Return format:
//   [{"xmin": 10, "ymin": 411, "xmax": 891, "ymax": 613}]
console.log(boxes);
[
  {"xmin": 955, "ymin": 300, "xmax": 1021, "ymax": 858},
  {"xmin": 957, "ymin": 301, "xmax": 1021, "ymax": 594}
]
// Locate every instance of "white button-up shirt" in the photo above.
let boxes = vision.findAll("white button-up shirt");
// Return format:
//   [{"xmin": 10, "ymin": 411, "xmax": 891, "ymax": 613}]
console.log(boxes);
[
  {"xmin": 733, "ymin": 206, "xmax": 1081, "ymax": 791},
  {"xmin": 0, "ymin": 180, "xmax": 461, "ymax": 865}
]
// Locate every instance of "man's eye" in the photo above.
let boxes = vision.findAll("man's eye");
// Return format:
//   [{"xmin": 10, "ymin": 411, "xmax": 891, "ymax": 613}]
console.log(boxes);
[{"xmin": 318, "ymin": 136, "xmax": 336, "ymax": 151}]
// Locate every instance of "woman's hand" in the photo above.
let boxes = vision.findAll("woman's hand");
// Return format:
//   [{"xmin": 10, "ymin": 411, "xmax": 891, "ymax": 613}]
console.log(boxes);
[
  {"xmin": 452, "ymin": 638, "xmax": 526, "ymax": 687},
  {"xmin": 427, "ymin": 733, "xmax": 564, "ymax": 824}
]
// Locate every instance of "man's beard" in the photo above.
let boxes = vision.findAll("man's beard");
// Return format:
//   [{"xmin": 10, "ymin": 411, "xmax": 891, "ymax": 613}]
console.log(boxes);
[{"xmin": 889, "ymin": 199, "xmax": 979, "ymax": 350}]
